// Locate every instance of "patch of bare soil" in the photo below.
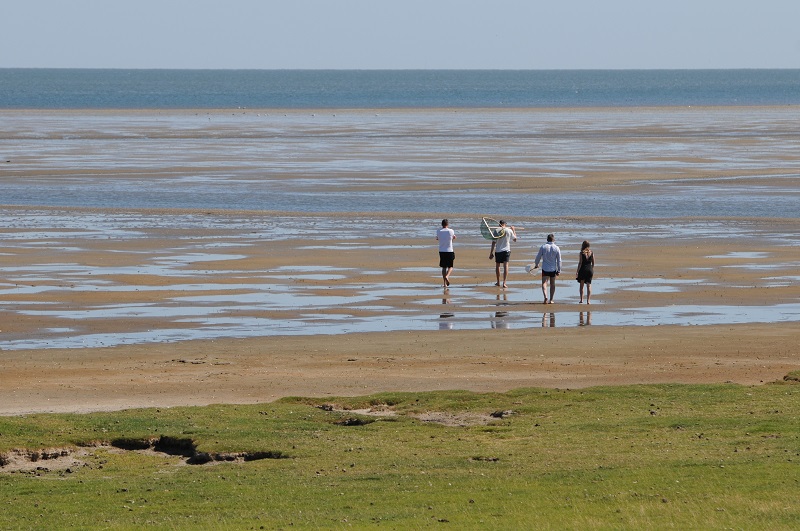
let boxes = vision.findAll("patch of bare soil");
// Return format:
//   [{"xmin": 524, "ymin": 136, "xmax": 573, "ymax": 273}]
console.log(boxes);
[
  {"xmin": 318, "ymin": 402, "xmax": 514, "ymax": 427},
  {"xmin": 412, "ymin": 411, "xmax": 505, "ymax": 427},
  {"xmin": 0, "ymin": 448, "xmax": 88, "ymax": 474},
  {"xmin": 0, "ymin": 436, "xmax": 291, "ymax": 474}
]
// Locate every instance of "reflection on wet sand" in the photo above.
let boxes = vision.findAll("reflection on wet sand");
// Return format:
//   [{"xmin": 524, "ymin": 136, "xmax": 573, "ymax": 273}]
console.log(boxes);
[
  {"xmin": 492, "ymin": 311, "xmax": 510, "ymax": 329},
  {"xmin": 439, "ymin": 293, "xmax": 454, "ymax": 329},
  {"xmin": 542, "ymin": 312, "xmax": 556, "ymax": 328},
  {"xmin": 439, "ymin": 300, "xmax": 455, "ymax": 329},
  {"xmin": 580, "ymin": 312, "xmax": 592, "ymax": 326}
]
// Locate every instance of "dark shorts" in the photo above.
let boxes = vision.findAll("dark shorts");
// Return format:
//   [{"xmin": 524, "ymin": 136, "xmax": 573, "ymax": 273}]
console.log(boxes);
[
  {"xmin": 494, "ymin": 251, "xmax": 510, "ymax": 263},
  {"xmin": 439, "ymin": 251, "xmax": 455, "ymax": 268},
  {"xmin": 542, "ymin": 270, "xmax": 558, "ymax": 278},
  {"xmin": 577, "ymin": 271, "xmax": 593, "ymax": 284}
]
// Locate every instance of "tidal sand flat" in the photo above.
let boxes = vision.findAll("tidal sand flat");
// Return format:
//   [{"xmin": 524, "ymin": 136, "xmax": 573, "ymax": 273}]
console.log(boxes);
[{"xmin": 0, "ymin": 107, "xmax": 798, "ymax": 414}]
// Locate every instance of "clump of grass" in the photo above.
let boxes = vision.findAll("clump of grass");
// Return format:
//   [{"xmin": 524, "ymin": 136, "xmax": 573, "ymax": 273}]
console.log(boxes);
[{"xmin": 1, "ymin": 380, "xmax": 799, "ymax": 529}]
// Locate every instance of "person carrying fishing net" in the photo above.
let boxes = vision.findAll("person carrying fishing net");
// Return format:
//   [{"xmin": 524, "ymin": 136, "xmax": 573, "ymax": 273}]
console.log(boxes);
[{"xmin": 488, "ymin": 220, "xmax": 517, "ymax": 288}]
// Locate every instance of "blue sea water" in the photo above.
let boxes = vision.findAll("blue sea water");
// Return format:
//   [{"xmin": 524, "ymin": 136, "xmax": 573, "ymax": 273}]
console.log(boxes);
[{"xmin": 2, "ymin": 69, "xmax": 800, "ymax": 108}]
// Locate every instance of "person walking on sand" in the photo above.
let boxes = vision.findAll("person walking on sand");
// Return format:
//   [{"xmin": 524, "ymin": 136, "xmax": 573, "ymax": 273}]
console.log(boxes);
[
  {"xmin": 489, "ymin": 220, "xmax": 517, "ymax": 288},
  {"xmin": 436, "ymin": 219, "xmax": 456, "ymax": 288},
  {"xmin": 534, "ymin": 233, "xmax": 562, "ymax": 304},
  {"xmin": 576, "ymin": 240, "xmax": 595, "ymax": 304}
]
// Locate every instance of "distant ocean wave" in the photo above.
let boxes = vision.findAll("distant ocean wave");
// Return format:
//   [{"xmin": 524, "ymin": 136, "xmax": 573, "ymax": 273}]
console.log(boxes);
[{"xmin": 2, "ymin": 69, "xmax": 800, "ymax": 109}]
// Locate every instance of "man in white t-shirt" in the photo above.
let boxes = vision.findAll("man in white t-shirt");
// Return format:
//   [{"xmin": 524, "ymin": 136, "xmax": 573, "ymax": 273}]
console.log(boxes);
[
  {"xmin": 436, "ymin": 219, "xmax": 456, "ymax": 288},
  {"xmin": 488, "ymin": 220, "xmax": 517, "ymax": 288}
]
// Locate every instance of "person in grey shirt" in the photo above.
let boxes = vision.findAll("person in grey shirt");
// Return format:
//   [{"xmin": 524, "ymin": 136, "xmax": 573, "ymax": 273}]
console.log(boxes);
[{"xmin": 534, "ymin": 233, "xmax": 562, "ymax": 304}]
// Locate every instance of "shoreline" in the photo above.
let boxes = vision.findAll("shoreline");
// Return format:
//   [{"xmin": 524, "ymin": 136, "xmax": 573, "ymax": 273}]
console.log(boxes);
[{"xmin": 2, "ymin": 104, "xmax": 800, "ymax": 113}]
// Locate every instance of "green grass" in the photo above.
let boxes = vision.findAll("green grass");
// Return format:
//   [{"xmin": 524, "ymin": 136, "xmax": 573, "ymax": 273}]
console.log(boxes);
[{"xmin": 2, "ymin": 381, "xmax": 799, "ymax": 529}]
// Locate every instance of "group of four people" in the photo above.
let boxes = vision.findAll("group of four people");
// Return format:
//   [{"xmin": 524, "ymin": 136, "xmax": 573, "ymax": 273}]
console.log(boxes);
[{"xmin": 436, "ymin": 219, "xmax": 595, "ymax": 304}]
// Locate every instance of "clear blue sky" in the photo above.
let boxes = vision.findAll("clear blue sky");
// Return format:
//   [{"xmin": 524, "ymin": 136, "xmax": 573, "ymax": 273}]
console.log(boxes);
[{"xmin": 3, "ymin": 0, "xmax": 799, "ymax": 69}]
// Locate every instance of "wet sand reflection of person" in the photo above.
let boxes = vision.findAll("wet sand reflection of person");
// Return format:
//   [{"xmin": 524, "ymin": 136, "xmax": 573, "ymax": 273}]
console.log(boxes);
[
  {"xmin": 492, "ymin": 311, "xmax": 510, "ymax": 329},
  {"xmin": 439, "ymin": 312, "xmax": 454, "ymax": 330},
  {"xmin": 439, "ymin": 294, "xmax": 453, "ymax": 329},
  {"xmin": 579, "ymin": 311, "xmax": 592, "ymax": 326},
  {"xmin": 541, "ymin": 312, "xmax": 556, "ymax": 327}
]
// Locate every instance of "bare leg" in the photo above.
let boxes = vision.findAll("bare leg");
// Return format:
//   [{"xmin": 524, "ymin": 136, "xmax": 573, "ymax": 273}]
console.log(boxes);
[
  {"xmin": 494, "ymin": 263, "xmax": 501, "ymax": 286},
  {"xmin": 501, "ymin": 262, "xmax": 509, "ymax": 288},
  {"xmin": 549, "ymin": 276, "xmax": 556, "ymax": 303},
  {"xmin": 579, "ymin": 280, "xmax": 585, "ymax": 303},
  {"xmin": 586, "ymin": 283, "xmax": 592, "ymax": 304},
  {"xmin": 541, "ymin": 276, "xmax": 548, "ymax": 303}
]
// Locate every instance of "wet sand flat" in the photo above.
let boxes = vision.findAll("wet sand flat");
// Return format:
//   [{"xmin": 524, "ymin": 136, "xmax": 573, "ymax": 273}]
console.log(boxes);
[{"xmin": 1, "ymin": 107, "xmax": 799, "ymax": 415}]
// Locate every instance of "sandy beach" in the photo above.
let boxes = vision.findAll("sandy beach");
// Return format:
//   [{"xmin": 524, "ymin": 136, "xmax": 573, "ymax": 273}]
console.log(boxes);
[
  {"xmin": 0, "ymin": 321, "xmax": 798, "ymax": 415},
  {"xmin": 1, "ymin": 108, "xmax": 799, "ymax": 416}
]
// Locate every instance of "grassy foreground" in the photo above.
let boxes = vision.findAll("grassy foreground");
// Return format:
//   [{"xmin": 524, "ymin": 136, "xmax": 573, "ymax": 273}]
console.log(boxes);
[{"xmin": 2, "ymin": 377, "xmax": 799, "ymax": 530}]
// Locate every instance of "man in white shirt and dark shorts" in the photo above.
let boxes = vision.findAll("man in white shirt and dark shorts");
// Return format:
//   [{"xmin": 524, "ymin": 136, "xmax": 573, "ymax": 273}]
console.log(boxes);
[
  {"xmin": 489, "ymin": 220, "xmax": 517, "ymax": 288},
  {"xmin": 436, "ymin": 219, "xmax": 456, "ymax": 288},
  {"xmin": 534, "ymin": 233, "xmax": 562, "ymax": 304}
]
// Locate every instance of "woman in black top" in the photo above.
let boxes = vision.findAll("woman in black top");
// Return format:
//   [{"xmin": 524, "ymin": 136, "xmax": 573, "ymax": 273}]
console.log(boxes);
[{"xmin": 576, "ymin": 240, "xmax": 595, "ymax": 304}]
